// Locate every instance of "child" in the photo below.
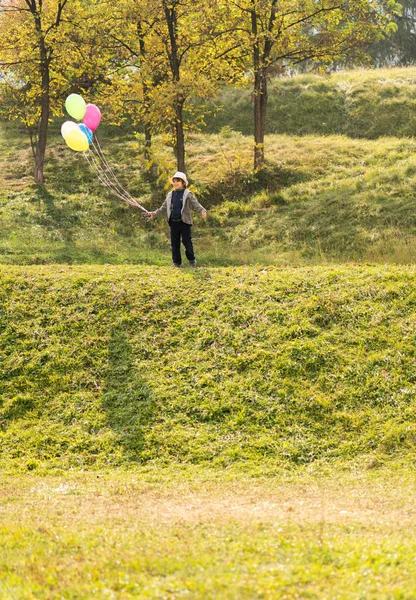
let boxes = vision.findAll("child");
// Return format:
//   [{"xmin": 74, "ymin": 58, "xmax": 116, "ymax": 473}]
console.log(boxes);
[{"xmin": 146, "ymin": 171, "xmax": 207, "ymax": 267}]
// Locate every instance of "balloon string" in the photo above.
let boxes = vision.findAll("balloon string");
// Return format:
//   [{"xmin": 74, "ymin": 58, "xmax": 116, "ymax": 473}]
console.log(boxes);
[
  {"xmin": 80, "ymin": 135, "xmax": 147, "ymax": 212},
  {"xmin": 83, "ymin": 151, "xmax": 137, "ymax": 206},
  {"xmin": 87, "ymin": 152, "xmax": 139, "ymax": 208},
  {"xmin": 90, "ymin": 142, "xmax": 135, "ymax": 202},
  {"xmin": 83, "ymin": 150, "xmax": 127, "ymax": 202},
  {"xmin": 92, "ymin": 136, "xmax": 131, "ymax": 197},
  {"xmin": 92, "ymin": 136, "xmax": 145, "ymax": 210},
  {"xmin": 88, "ymin": 147, "xmax": 133, "ymax": 203},
  {"xmin": 83, "ymin": 149, "xmax": 147, "ymax": 212}
]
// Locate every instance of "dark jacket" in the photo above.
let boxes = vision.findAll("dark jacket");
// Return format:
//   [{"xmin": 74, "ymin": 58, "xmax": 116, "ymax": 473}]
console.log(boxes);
[{"xmin": 151, "ymin": 189, "xmax": 206, "ymax": 225}]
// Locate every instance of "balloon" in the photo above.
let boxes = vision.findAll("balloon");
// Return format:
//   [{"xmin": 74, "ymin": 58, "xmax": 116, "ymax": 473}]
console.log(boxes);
[
  {"xmin": 64, "ymin": 128, "xmax": 89, "ymax": 152},
  {"xmin": 65, "ymin": 94, "xmax": 86, "ymax": 120},
  {"xmin": 78, "ymin": 123, "xmax": 93, "ymax": 144},
  {"xmin": 83, "ymin": 104, "xmax": 101, "ymax": 131},
  {"xmin": 61, "ymin": 121, "xmax": 78, "ymax": 139}
]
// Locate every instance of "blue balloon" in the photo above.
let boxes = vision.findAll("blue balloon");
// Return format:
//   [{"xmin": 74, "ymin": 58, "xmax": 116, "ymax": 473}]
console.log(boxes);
[{"xmin": 78, "ymin": 123, "xmax": 93, "ymax": 144}]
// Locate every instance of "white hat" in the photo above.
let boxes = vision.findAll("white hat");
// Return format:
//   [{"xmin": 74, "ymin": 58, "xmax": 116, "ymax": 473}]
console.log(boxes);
[{"xmin": 171, "ymin": 171, "xmax": 188, "ymax": 187}]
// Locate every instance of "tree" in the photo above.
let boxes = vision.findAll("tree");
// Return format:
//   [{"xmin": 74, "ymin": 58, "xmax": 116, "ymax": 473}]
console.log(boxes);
[
  {"xmin": 0, "ymin": 0, "xmax": 74, "ymax": 183},
  {"xmin": 230, "ymin": 0, "xmax": 402, "ymax": 170},
  {"xmin": 370, "ymin": 0, "xmax": 416, "ymax": 65},
  {"xmin": 95, "ymin": 0, "xmax": 168, "ymax": 161},
  {"xmin": 0, "ymin": 0, "xmax": 112, "ymax": 183},
  {"xmin": 105, "ymin": 0, "xmax": 245, "ymax": 172}
]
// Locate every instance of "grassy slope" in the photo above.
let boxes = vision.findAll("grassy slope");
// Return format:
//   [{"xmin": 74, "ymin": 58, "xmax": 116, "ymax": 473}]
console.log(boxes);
[
  {"xmin": 2, "ymin": 67, "xmax": 416, "ymax": 599},
  {"xmin": 1, "ymin": 123, "xmax": 416, "ymax": 266},
  {"xmin": 2, "ymin": 262, "xmax": 416, "ymax": 596},
  {"xmin": 191, "ymin": 133, "xmax": 416, "ymax": 264},
  {"xmin": 203, "ymin": 66, "xmax": 416, "ymax": 138},
  {"xmin": 1, "ymin": 264, "xmax": 415, "ymax": 475}
]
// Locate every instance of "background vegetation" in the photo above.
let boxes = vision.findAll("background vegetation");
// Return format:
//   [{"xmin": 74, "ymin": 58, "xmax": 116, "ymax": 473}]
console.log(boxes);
[
  {"xmin": 2, "ymin": 67, "xmax": 416, "ymax": 268},
  {"xmin": 1, "ymin": 3, "xmax": 416, "ymax": 592},
  {"xmin": 1, "ymin": 263, "xmax": 415, "ymax": 474}
]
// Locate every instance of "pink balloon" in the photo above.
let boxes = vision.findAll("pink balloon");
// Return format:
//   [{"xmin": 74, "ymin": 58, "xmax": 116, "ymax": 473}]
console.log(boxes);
[{"xmin": 82, "ymin": 104, "xmax": 101, "ymax": 131}]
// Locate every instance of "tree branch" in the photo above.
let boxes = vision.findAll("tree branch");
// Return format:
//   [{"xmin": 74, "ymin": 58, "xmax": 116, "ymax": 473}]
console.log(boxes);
[
  {"xmin": 109, "ymin": 34, "xmax": 140, "ymax": 58},
  {"xmin": 263, "ymin": 0, "xmax": 279, "ymax": 62},
  {"xmin": 284, "ymin": 4, "xmax": 345, "ymax": 32}
]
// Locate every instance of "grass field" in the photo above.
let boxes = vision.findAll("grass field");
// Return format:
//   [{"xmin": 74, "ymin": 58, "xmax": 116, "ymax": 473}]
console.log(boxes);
[
  {"xmin": 203, "ymin": 66, "xmax": 416, "ymax": 139},
  {"xmin": 1, "ymin": 124, "xmax": 416, "ymax": 266},
  {"xmin": 2, "ymin": 470, "xmax": 416, "ymax": 599},
  {"xmin": 1, "ymin": 66, "xmax": 416, "ymax": 598},
  {"xmin": 1, "ymin": 262, "xmax": 416, "ymax": 597},
  {"xmin": 1, "ymin": 264, "xmax": 415, "ymax": 476}
]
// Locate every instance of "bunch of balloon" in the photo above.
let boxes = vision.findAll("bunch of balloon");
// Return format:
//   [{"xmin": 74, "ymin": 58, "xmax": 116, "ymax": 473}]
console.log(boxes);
[
  {"xmin": 61, "ymin": 94, "xmax": 101, "ymax": 152},
  {"xmin": 60, "ymin": 93, "xmax": 146, "ymax": 212}
]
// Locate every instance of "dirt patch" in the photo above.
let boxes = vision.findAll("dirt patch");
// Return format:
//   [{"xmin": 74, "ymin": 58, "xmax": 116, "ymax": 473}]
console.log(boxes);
[{"xmin": 1, "ymin": 473, "xmax": 415, "ymax": 528}]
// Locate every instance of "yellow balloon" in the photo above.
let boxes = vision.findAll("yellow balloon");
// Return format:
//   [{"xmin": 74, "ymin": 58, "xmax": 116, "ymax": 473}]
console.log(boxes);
[{"xmin": 65, "ymin": 128, "xmax": 89, "ymax": 152}]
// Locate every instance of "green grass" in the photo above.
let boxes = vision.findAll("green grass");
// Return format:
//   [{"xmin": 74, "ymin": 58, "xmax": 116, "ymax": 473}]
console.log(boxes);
[
  {"xmin": 1, "ymin": 264, "xmax": 416, "ymax": 597},
  {"xmin": 2, "ymin": 67, "xmax": 416, "ymax": 597},
  {"xmin": 1, "ymin": 264, "xmax": 415, "ymax": 475},
  {"xmin": 1, "ymin": 470, "xmax": 416, "ymax": 598},
  {"xmin": 203, "ymin": 66, "xmax": 416, "ymax": 138},
  {"xmin": 1, "ymin": 122, "xmax": 416, "ymax": 266}
]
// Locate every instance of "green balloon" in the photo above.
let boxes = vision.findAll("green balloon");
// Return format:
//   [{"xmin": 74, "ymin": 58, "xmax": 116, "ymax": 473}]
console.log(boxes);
[{"xmin": 65, "ymin": 94, "xmax": 86, "ymax": 121}]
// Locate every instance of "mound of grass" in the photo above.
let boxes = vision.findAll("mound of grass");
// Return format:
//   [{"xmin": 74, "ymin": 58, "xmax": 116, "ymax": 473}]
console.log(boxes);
[
  {"xmin": 210, "ymin": 135, "xmax": 416, "ymax": 264},
  {"xmin": 1, "ymin": 122, "xmax": 416, "ymax": 266},
  {"xmin": 1, "ymin": 264, "xmax": 415, "ymax": 475},
  {"xmin": 203, "ymin": 66, "xmax": 416, "ymax": 138}
]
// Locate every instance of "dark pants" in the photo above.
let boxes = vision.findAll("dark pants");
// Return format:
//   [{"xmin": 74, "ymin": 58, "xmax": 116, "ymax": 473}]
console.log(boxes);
[{"xmin": 169, "ymin": 219, "xmax": 195, "ymax": 265}]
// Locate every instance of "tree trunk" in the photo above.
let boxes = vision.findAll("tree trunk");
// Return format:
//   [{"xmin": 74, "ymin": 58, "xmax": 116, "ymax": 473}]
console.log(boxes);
[
  {"xmin": 34, "ymin": 32, "xmax": 50, "ymax": 184},
  {"xmin": 253, "ymin": 68, "xmax": 268, "ymax": 171},
  {"xmin": 163, "ymin": 1, "xmax": 186, "ymax": 172},
  {"xmin": 251, "ymin": 3, "xmax": 268, "ymax": 172},
  {"xmin": 137, "ymin": 21, "xmax": 153, "ymax": 162},
  {"xmin": 34, "ymin": 92, "xmax": 49, "ymax": 184},
  {"xmin": 144, "ymin": 122, "xmax": 152, "ymax": 161},
  {"xmin": 174, "ymin": 98, "xmax": 186, "ymax": 172}
]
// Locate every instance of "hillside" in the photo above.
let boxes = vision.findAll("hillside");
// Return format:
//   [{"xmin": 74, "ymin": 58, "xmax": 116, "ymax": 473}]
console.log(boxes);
[
  {"xmin": 1, "ymin": 122, "xmax": 416, "ymax": 266},
  {"xmin": 2, "ymin": 62, "xmax": 416, "ymax": 600},
  {"xmin": 1, "ymin": 264, "xmax": 415, "ymax": 475},
  {"xmin": 203, "ymin": 66, "xmax": 416, "ymax": 138}
]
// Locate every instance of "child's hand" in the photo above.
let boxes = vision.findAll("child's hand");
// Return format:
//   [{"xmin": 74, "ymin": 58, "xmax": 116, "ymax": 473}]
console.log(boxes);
[
  {"xmin": 202, "ymin": 211, "xmax": 207, "ymax": 220},
  {"xmin": 145, "ymin": 211, "xmax": 153, "ymax": 220}
]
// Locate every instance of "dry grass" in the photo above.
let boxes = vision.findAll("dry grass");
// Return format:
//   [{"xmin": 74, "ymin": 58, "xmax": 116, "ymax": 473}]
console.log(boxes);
[
  {"xmin": 2, "ymin": 471, "xmax": 416, "ymax": 598},
  {"xmin": 2, "ymin": 471, "xmax": 416, "ymax": 526}
]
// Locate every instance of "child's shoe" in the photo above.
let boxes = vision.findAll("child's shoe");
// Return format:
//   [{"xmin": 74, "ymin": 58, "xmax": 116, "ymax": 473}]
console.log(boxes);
[{"xmin": 189, "ymin": 260, "xmax": 197, "ymax": 268}]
